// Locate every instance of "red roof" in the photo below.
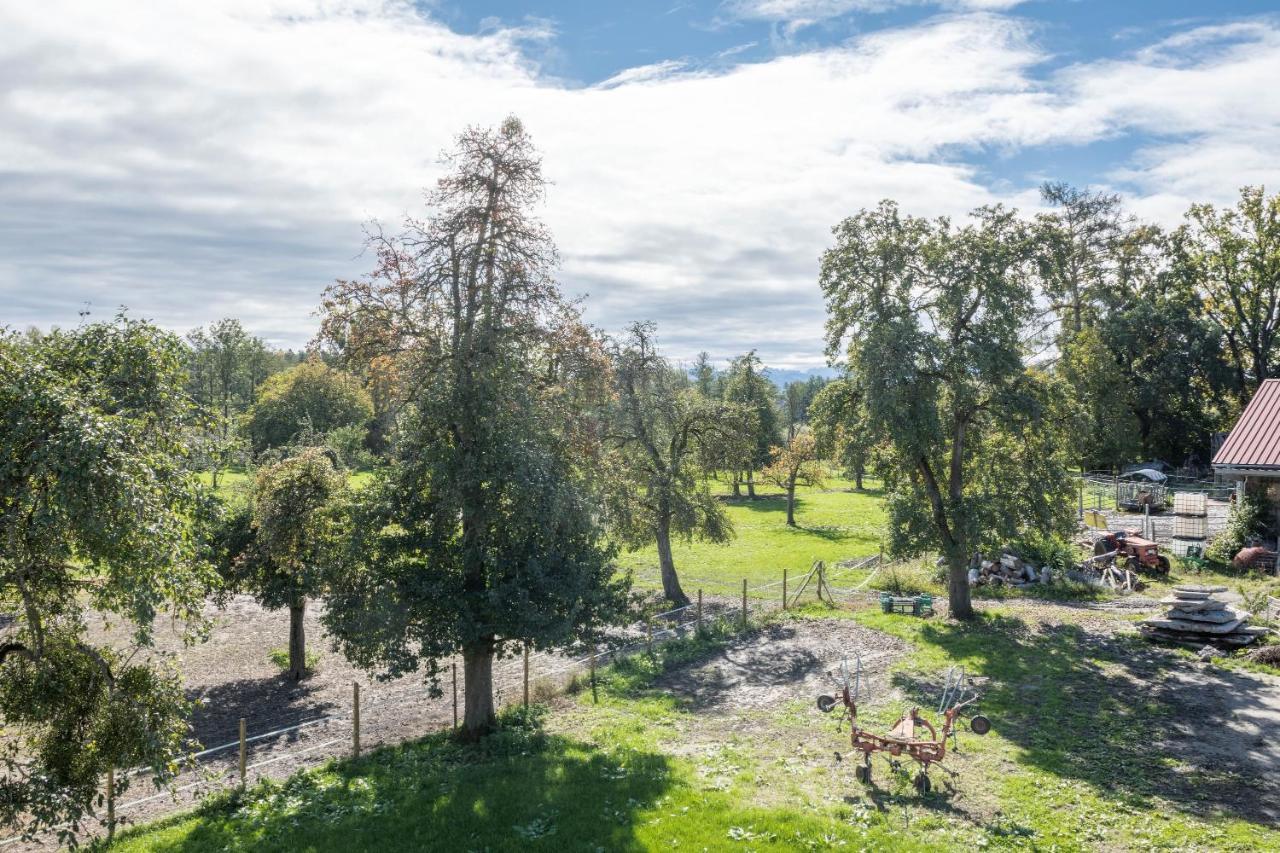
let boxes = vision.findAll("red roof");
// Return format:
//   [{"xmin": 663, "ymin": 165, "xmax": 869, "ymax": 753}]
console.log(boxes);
[{"xmin": 1214, "ymin": 379, "xmax": 1280, "ymax": 469}]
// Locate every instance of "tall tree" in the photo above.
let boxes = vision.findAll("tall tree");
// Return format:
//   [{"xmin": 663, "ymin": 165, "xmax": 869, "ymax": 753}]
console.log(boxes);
[
  {"xmin": 0, "ymin": 317, "xmax": 213, "ymax": 842},
  {"xmin": 315, "ymin": 117, "xmax": 627, "ymax": 738},
  {"xmin": 186, "ymin": 318, "xmax": 267, "ymax": 487},
  {"xmin": 722, "ymin": 351, "xmax": 778, "ymax": 498},
  {"xmin": 761, "ymin": 427, "xmax": 825, "ymax": 526},
  {"xmin": 604, "ymin": 323, "xmax": 750, "ymax": 605},
  {"xmin": 1035, "ymin": 182, "xmax": 1125, "ymax": 339},
  {"xmin": 1185, "ymin": 186, "xmax": 1280, "ymax": 401},
  {"xmin": 821, "ymin": 201, "xmax": 1077, "ymax": 619},
  {"xmin": 245, "ymin": 360, "xmax": 373, "ymax": 454},
  {"xmin": 692, "ymin": 351, "xmax": 719, "ymax": 398},
  {"xmin": 219, "ymin": 448, "xmax": 345, "ymax": 681},
  {"xmin": 809, "ymin": 377, "xmax": 877, "ymax": 490}
]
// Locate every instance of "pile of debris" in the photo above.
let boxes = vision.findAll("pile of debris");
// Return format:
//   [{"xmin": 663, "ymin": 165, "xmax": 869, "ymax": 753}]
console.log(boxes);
[
  {"xmin": 967, "ymin": 553, "xmax": 1049, "ymax": 588},
  {"xmin": 1139, "ymin": 584, "xmax": 1267, "ymax": 649},
  {"xmin": 1075, "ymin": 549, "xmax": 1144, "ymax": 592}
]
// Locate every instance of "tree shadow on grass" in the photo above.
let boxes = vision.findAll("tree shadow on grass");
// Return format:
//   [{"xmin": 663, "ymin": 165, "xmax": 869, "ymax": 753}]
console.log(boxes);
[
  {"xmin": 889, "ymin": 613, "xmax": 1280, "ymax": 826},
  {"xmin": 133, "ymin": 725, "xmax": 673, "ymax": 852}
]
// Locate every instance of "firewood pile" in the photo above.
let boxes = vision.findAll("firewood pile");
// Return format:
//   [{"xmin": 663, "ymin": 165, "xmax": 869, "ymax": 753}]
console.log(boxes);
[
  {"xmin": 967, "ymin": 553, "xmax": 1049, "ymax": 587},
  {"xmin": 1139, "ymin": 585, "xmax": 1268, "ymax": 649}
]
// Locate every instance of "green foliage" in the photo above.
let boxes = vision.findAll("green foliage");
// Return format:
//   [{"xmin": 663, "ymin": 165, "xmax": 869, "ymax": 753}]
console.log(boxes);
[
  {"xmin": 808, "ymin": 376, "xmax": 880, "ymax": 486},
  {"xmin": 722, "ymin": 350, "xmax": 779, "ymax": 475},
  {"xmin": 245, "ymin": 361, "xmax": 373, "ymax": 454},
  {"xmin": 1185, "ymin": 186, "xmax": 1280, "ymax": 400},
  {"xmin": 222, "ymin": 448, "xmax": 347, "ymax": 611},
  {"xmin": 603, "ymin": 323, "xmax": 753, "ymax": 603},
  {"xmin": 821, "ymin": 200, "xmax": 1078, "ymax": 617},
  {"xmin": 316, "ymin": 117, "xmax": 628, "ymax": 736},
  {"xmin": 1206, "ymin": 491, "xmax": 1268, "ymax": 564},
  {"xmin": 324, "ymin": 424, "xmax": 377, "ymax": 470},
  {"xmin": 0, "ymin": 316, "xmax": 213, "ymax": 841},
  {"xmin": 268, "ymin": 646, "xmax": 320, "ymax": 672}
]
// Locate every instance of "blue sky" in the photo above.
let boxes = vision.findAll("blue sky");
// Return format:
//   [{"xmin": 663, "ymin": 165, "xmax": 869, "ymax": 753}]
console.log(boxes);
[{"xmin": 2, "ymin": 0, "xmax": 1279, "ymax": 367}]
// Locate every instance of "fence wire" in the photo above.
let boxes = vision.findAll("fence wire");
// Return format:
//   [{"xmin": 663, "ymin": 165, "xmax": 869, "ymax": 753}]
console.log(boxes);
[{"xmin": 4, "ymin": 555, "xmax": 911, "ymax": 849}]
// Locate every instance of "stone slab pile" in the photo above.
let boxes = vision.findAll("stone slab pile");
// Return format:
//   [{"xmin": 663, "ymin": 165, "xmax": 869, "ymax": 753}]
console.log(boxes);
[{"xmin": 1139, "ymin": 584, "xmax": 1267, "ymax": 649}]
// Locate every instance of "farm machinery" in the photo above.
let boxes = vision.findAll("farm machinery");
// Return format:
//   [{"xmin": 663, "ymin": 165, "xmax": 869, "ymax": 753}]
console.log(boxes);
[
  {"xmin": 1091, "ymin": 530, "xmax": 1170, "ymax": 575},
  {"xmin": 816, "ymin": 656, "xmax": 990, "ymax": 794}
]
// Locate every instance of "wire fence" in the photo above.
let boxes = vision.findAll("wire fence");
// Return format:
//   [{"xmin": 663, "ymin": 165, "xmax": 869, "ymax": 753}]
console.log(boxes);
[{"xmin": 3, "ymin": 554, "xmax": 922, "ymax": 849}]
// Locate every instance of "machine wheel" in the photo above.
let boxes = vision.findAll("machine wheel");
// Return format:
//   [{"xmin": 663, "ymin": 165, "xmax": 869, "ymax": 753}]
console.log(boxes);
[
  {"xmin": 1093, "ymin": 538, "xmax": 1111, "ymax": 557},
  {"xmin": 1156, "ymin": 556, "xmax": 1171, "ymax": 575},
  {"xmin": 854, "ymin": 764, "xmax": 869, "ymax": 784},
  {"xmin": 914, "ymin": 772, "xmax": 931, "ymax": 794}
]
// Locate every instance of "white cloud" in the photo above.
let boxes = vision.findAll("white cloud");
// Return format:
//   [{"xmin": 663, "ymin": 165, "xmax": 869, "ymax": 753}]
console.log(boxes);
[
  {"xmin": 723, "ymin": 0, "xmax": 1026, "ymax": 24},
  {"xmin": 0, "ymin": 2, "xmax": 1278, "ymax": 368}
]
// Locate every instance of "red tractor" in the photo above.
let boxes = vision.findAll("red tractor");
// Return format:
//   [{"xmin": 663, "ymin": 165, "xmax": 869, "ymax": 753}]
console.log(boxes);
[{"xmin": 1093, "ymin": 530, "xmax": 1170, "ymax": 575}]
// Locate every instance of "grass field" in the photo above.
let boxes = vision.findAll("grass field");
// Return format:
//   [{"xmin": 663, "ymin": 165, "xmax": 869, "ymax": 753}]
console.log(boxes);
[
  {"xmin": 616, "ymin": 476, "xmax": 887, "ymax": 596},
  {"xmin": 110, "ymin": 603, "xmax": 1280, "ymax": 852}
]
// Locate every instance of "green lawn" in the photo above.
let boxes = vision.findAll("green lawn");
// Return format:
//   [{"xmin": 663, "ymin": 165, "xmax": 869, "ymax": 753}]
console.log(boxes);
[
  {"xmin": 616, "ymin": 477, "xmax": 887, "ymax": 596},
  {"xmin": 110, "ymin": 605, "xmax": 1280, "ymax": 852},
  {"xmin": 197, "ymin": 469, "xmax": 374, "ymax": 504}
]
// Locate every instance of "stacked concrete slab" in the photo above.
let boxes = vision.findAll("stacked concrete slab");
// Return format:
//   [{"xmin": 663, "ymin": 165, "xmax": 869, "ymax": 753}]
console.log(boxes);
[{"xmin": 1139, "ymin": 584, "xmax": 1267, "ymax": 649}]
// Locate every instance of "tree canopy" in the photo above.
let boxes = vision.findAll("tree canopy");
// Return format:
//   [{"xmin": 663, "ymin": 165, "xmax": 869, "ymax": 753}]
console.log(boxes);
[
  {"xmin": 0, "ymin": 317, "xmax": 213, "ymax": 841},
  {"xmin": 316, "ymin": 117, "xmax": 627, "ymax": 738},
  {"xmin": 821, "ymin": 201, "xmax": 1077, "ymax": 618},
  {"xmin": 604, "ymin": 323, "xmax": 751, "ymax": 605},
  {"xmin": 245, "ymin": 360, "xmax": 373, "ymax": 454},
  {"xmin": 219, "ymin": 447, "xmax": 346, "ymax": 680}
]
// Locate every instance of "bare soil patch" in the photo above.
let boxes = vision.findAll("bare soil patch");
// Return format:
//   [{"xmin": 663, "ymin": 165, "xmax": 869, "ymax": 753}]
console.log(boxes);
[{"xmin": 655, "ymin": 618, "xmax": 911, "ymax": 714}]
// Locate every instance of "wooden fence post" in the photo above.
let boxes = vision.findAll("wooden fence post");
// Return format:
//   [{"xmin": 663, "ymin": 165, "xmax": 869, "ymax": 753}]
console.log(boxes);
[
  {"xmin": 353, "ymin": 682, "xmax": 361, "ymax": 758},
  {"xmin": 741, "ymin": 579, "xmax": 748, "ymax": 626},
  {"xmin": 451, "ymin": 662, "xmax": 459, "ymax": 729},
  {"xmin": 523, "ymin": 642, "xmax": 530, "ymax": 708},
  {"xmin": 783, "ymin": 568, "xmax": 788, "ymax": 611},
  {"xmin": 697, "ymin": 589, "xmax": 703, "ymax": 634},
  {"xmin": 106, "ymin": 767, "xmax": 116, "ymax": 841},
  {"xmin": 589, "ymin": 644, "xmax": 598, "ymax": 704},
  {"xmin": 646, "ymin": 619, "xmax": 653, "ymax": 655},
  {"xmin": 238, "ymin": 718, "xmax": 247, "ymax": 790}
]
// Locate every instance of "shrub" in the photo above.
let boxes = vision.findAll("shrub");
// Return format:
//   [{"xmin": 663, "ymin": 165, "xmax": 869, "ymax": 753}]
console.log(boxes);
[{"xmin": 1206, "ymin": 492, "xmax": 1268, "ymax": 566}]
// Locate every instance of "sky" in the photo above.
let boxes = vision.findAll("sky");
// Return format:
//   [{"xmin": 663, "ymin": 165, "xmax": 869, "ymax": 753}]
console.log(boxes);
[{"xmin": 3, "ymin": 1, "xmax": 1280, "ymax": 369}]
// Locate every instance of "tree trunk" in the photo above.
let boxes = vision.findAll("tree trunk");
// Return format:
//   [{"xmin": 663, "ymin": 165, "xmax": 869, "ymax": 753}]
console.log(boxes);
[
  {"xmin": 288, "ymin": 600, "xmax": 307, "ymax": 681},
  {"xmin": 461, "ymin": 640, "xmax": 497, "ymax": 740},
  {"xmin": 854, "ymin": 465, "xmax": 863, "ymax": 491},
  {"xmin": 946, "ymin": 549, "xmax": 974, "ymax": 620},
  {"xmin": 785, "ymin": 485, "xmax": 796, "ymax": 526},
  {"xmin": 746, "ymin": 470, "xmax": 756, "ymax": 498},
  {"xmin": 655, "ymin": 515, "xmax": 690, "ymax": 606},
  {"xmin": 731, "ymin": 471, "xmax": 742, "ymax": 498}
]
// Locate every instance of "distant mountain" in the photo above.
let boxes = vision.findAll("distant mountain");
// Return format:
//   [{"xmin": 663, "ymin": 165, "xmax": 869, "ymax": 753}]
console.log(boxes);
[{"xmin": 761, "ymin": 366, "xmax": 839, "ymax": 387}]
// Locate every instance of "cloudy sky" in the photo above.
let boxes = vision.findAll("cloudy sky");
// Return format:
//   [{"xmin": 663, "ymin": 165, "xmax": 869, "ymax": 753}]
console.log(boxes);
[{"xmin": 3, "ymin": 1, "xmax": 1279, "ymax": 368}]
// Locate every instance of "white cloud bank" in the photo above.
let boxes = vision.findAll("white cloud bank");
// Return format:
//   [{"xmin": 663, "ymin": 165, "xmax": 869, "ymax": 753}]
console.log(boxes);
[{"xmin": 1, "ymin": 1, "xmax": 1278, "ymax": 366}]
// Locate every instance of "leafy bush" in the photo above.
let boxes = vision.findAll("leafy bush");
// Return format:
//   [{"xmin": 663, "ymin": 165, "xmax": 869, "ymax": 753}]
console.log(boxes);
[
  {"xmin": 326, "ymin": 424, "xmax": 377, "ymax": 470},
  {"xmin": 268, "ymin": 647, "xmax": 320, "ymax": 672},
  {"xmin": 1010, "ymin": 534, "xmax": 1078, "ymax": 571},
  {"xmin": 1206, "ymin": 492, "xmax": 1268, "ymax": 566}
]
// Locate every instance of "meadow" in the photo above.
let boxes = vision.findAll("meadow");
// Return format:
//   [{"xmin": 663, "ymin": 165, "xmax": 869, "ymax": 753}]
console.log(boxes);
[
  {"xmin": 615, "ymin": 476, "xmax": 888, "ymax": 595},
  {"xmin": 111, "ymin": 601, "xmax": 1280, "ymax": 852}
]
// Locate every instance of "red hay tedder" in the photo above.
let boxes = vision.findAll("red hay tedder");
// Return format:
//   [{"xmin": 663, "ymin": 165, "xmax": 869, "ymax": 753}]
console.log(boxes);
[{"xmin": 816, "ymin": 656, "xmax": 990, "ymax": 794}]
